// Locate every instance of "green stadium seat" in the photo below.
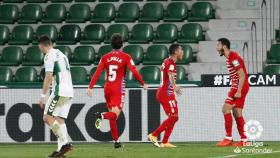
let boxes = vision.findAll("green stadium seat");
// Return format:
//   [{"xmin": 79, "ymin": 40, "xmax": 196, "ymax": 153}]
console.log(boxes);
[
  {"xmin": 104, "ymin": 24, "xmax": 129, "ymax": 43},
  {"xmin": 263, "ymin": 65, "xmax": 280, "ymax": 75},
  {"xmin": 276, "ymin": 29, "xmax": 280, "ymax": 42},
  {"xmin": 143, "ymin": 45, "xmax": 168, "ymax": 65},
  {"xmin": 91, "ymin": 3, "xmax": 115, "ymax": 23},
  {"xmin": 89, "ymin": 67, "xmax": 107, "ymax": 85},
  {"xmin": 9, "ymin": 25, "xmax": 33, "ymax": 45},
  {"xmin": 123, "ymin": 45, "xmax": 144, "ymax": 65},
  {"xmin": 178, "ymin": 23, "xmax": 203, "ymax": 43},
  {"xmin": 39, "ymin": 68, "xmax": 45, "ymax": 81},
  {"xmin": 70, "ymin": 67, "xmax": 88, "ymax": 84},
  {"xmin": 66, "ymin": 4, "xmax": 91, "ymax": 23},
  {"xmin": 115, "ymin": 3, "xmax": 140, "ymax": 22},
  {"xmin": 33, "ymin": 25, "xmax": 58, "ymax": 44},
  {"xmin": 188, "ymin": 2, "xmax": 214, "ymax": 22},
  {"xmin": 15, "ymin": 67, "xmax": 37, "ymax": 82},
  {"xmin": 42, "ymin": 4, "xmax": 66, "ymax": 23},
  {"xmin": 97, "ymin": 45, "xmax": 112, "ymax": 63},
  {"xmin": 56, "ymin": 25, "xmax": 81, "ymax": 44},
  {"xmin": 177, "ymin": 45, "xmax": 193, "ymax": 64},
  {"xmin": 0, "ymin": 25, "xmax": 9, "ymax": 45},
  {"xmin": 139, "ymin": 3, "xmax": 163, "ymax": 22},
  {"xmin": 129, "ymin": 24, "xmax": 153, "ymax": 44},
  {"xmin": 22, "ymin": 46, "xmax": 44, "ymax": 66},
  {"xmin": 0, "ymin": 4, "xmax": 19, "ymax": 24},
  {"xmin": 176, "ymin": 66, "xmax": 187, "ymax": 83},
  {"xmin": 0, "ymin": 67, "xmax": 13, "ymax": 83},
  {"xmin": 154, "ymin": 24, "xmax": 178, "ymax": 43},
  {"xmin": 140, "ymin": 66, "xmax": 160, "ymax": 84},
  {"xmin": 124, "ymin": 0, "xmax": 143, "ymax": 1},
  {"xmin": 54, "ymin": 46, "xmax": 72, "ymax": 60},
  {"xmin": 0, "ymin": 46, "xmax": 23, "ymax": 66},
  {"xmin": 18, "ymin": 4, "xmax": 42, "ymax": 24},
  {"xmin": 3, "ymin": 0, "xmax": 23, "ymax": 3},
  {"xmin": 27, "ymin": 0, "xmax": 47, "ymax": 2},
  {"xmin": 75, "ymin": 0, "xmax": 95, "ymax": 2},
  {"xmin": 50, "ymin": 0, "xmax": 72, "ymax": 2},
  {"xmin": 80, "ymin": 24, "xmax": 105, "ymax": 44},
  {"xmin": 164, "ymin": 2, "xmax": 188, "ymax": 22},
  {"xmin": 71, "ymin": 46, "xmax": 95, "ymax": 65},
  {"xmin": 99, "ymin": 0, "xmax": 119, "ymax": 1},
  {"xmin": 267, "ymin": 44, "xmax": 280, "ymax": 64}
]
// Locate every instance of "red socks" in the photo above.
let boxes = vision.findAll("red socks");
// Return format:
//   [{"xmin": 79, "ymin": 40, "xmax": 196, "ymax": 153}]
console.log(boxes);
[
  {"xmin": 152, "ymin": 116, "xmax": 178, "ymax": 143},
  {"xmin": 224, "ymin": 113, "xmax": 233, "ymax": 138},
  {"xmin": 102, "ymin": 112, "xmax": 118, "ymax": 141},
  {"xmin": 236, "ymin": 116, "xmax": 247, "ymax": 140}
]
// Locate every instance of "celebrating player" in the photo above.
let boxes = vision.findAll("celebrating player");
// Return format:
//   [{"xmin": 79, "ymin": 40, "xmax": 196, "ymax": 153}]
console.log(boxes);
[
  {"xmin": 87, "ymin": 34, "xmax": 147, "ymax": 148},
  {"xmin": 216, "ymin": 38, "xmax": 250, "ymax": 147},
  {"xmin": 148, "ymin": 44, "xmax": 183, "ymax": 148},
  {"xmin": 38, "ymin": 36, "xmax": 74, "ymax": 158}
]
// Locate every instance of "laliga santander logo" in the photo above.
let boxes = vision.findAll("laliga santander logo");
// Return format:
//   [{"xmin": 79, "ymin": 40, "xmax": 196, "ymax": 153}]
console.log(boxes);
[{"xmin": 244, "ymin": 120, "xmax": 263, "ymax": 140}]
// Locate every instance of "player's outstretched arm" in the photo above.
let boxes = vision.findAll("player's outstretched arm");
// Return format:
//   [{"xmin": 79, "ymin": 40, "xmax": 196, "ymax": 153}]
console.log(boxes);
[
  {"xmin": 39, "ymin": 72, "xmax": 53, "ymax": 109},
  {"xmin": 87, "ymin": 58, "xmax": 105, "ymax": 97},
  {"xmin": 235, "ymin": 68, "xmax": 245, "ymax": 99}
]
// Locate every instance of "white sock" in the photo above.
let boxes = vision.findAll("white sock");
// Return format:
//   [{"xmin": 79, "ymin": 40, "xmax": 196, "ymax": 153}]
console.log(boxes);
[
  {"xmin": 57, "ymin": 138, "xmax": 62, "ymax": 152},
  {"xmin": 60, "ymin": 123, "xmax": 69, "ymax": 145},
  {"xmin": 50, "ymin": 120, "xmax": 67, "ymax": 145}
]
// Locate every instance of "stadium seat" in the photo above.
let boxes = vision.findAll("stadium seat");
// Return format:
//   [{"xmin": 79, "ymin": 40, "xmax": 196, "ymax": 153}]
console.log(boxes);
[
  {"xmin": 99, "ymin": 0, "xmax": 119, "ymax": 1},
  {"xmin": 143, "ymin": 45, "xmax": 168, "ymax": 65},
  {"xmin": 15, "ymin": 67, "xmax": 37, "ymax": 82},
  {"xmin": 0, "ymin": 4, "xmax": 19, "ymax": 24},
  {"xmin": 80, "ymin": 24, "xmax": 105, "ymax": 44},
  {"xmin": 39, "ymin": 68, "xmax": 45, "ymax": 81},
  {"xmin": 267, "ymin": 44, "xmax": 280, "ymax": 64},
  {"xmin": 91, "ymin": 3, "xmax": 115, "ymax": 23},
  {"xmin": 56, "ymin": 25, "xmax": 81, "ymax": 44},
  {"xmin": 66, "ymin": 4, "xmax": 91, "ymax": 23},
  {"xmin": 164, "ymin": 2, "xmax": 188, "ymax": 22},
  {"xmin": 50, "ymin": 0, "xmax": 72, "ymax": 2},
  {"xmin": 276, "ymin": 29, "xmax": 280, "ymax": 42},
  {"xmin": 70, "ymin": 67, "xmax": 88, "ymax": 84},
  {"xmin": 123, "ymin": 45, "xmax": 144, "ymax": 65},
  {"xmin": 22, "ymin": 46, "xmax": 44, "ymax": 66},
  {"xmin": 18, "ymin": 4, "xmax": 42, "ymax": 24},
  {"xmin": 176, "ymin": 66, "xmax": 188, "ymax": 83},
  {"xmin": 97, "ymin": 45, "xmax": 112, "ymax": 62},
  {"xmin": 54, "ymin": 46, "xmax": 72, "ymax": 60},
  {"xmin": 3, "ymin": 0, "xmax": 23, "ymax": 3},
  {"xmin": 188, "ymin": 2, "xmax": 214, "ymax": 22},
  {"xmin": 33, "ymin": 25, "xmax": 58, "ymax": 44},
  {"xmin": 89, "ymin": 67, "xmax": 107, "ymax": 85},
  {"xmin": 27, "ymin": 0, "xmax": 47, "ymax": 2},
  {"xmin": 0, "ymin": 25, "xmax": 9, "ymax": 45},
  {"xmin": 0, "ymin": 67, "xmax": 13, "ymax": 83},
  {"xmin": 129, "ymin": 24, "xmax": 153, "ymax": 44},
  {"xmin": 75, "ymin": 0, "xmax": 95, "ymax": 1},
  {"xmin": 71, "ymin": 46, "xmax": 95, "ymax": 65},
  {"xmin": 178, "ymin": 23, "xmax": 203, "ymax": 43},
  {"xmin": 115, "ymin": 3, "xmax": 140, "ymax": 22},
  {"xmin": 0, "ymin": 46, "xmax": 23, "ymax": 66},
  {"xmin": 177, "ymin": 45, "xmax": 193, "ymax": 64},
  {"xmin": 9, "ymin": 25, "xmax": 33, "ymax": 45},
  {"xmin": 263, "ymin": 65, "xmax": 280, "ymax": 75},
  {"xmin": 42, "ymin": 4, "xmax": 66, "ymax": 23},
  {"xmin": 154, "ymin": 24, "xmax": 178, "ymax": 43},
  {"xmin": 139, "ymin": 66, "xmax": 160, "ymax": 84},
  {"xmin": 104, "ymin": 24, "xmax": 129, "ymax": 43},
  {"xmin": 139, "ymin": 3, "xmax": 163, "ymax": 22},
  {"xmin": 124, "ymin": 0, "xmax": 143, "ymax": 1}
]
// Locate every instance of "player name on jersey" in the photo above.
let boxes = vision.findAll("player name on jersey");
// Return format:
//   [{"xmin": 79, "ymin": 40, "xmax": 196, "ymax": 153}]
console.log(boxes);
[{"xmin": 201, "ymin": 74, "xmax": 280, "ymax": 87}]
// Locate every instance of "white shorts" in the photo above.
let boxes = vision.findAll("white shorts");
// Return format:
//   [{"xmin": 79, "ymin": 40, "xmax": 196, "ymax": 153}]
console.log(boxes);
[{"xmin": 44, "ymin": 93, "xmax": 72, "ymax": 119}]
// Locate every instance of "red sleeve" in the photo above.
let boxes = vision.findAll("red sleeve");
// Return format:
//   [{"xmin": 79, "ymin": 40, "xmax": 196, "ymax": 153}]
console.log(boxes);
[
  {"xmin": 126, "ymin": 55, "xmax": 145, "ymax": 86},
  {"xmin": 88, "ymin": 57, "xmax": 105, "ymax": 89},
  {"xmin": 230, "ymin": 54, "xmax": 242, "ymax": 71}
]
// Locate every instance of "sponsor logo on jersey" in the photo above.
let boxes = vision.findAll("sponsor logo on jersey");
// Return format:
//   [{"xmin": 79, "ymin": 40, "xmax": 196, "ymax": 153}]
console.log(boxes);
[{"xmin": 232, "ymin": 60, "xmax": 240, "ymax": 67}]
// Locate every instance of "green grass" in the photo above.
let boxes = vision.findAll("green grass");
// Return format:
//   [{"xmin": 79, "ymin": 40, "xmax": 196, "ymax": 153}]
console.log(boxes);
[{"xmin": 0, "ymin": 142, "xmax": 279, "ymax": 158}]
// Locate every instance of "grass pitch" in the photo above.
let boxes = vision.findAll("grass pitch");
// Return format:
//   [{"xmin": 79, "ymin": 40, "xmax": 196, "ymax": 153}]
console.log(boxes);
[{"xmin": 0, "ymin": 142, "xmax": 279, "ymax": 158}]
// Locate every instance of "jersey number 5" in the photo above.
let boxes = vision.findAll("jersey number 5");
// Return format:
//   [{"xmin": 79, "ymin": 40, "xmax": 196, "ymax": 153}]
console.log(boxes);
[{"xmin": 108, "ymin": 65, "xmax": 118, "ymax": 81}]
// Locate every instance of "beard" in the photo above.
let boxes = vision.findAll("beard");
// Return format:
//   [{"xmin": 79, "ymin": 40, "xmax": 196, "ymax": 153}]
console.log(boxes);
[{"xmin": 218, "ymin": 49, "xmax": 225, "ymax": 56}]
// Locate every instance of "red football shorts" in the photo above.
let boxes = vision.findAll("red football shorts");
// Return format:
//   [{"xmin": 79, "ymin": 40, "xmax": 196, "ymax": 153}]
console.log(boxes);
[
  {"xmin": 104, "ymin": 86, "xmax": 125, "ymax": 110},
  {"xmin": 156, "ymin": 89, "xmax": 178, "ymax": 116},
  {"xmin": 225, "ymin": 84, "xmax": 249, "ymax": 109}
]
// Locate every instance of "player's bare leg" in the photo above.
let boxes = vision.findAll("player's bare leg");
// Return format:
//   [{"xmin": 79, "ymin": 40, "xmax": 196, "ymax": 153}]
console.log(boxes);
[
  {"xmin": 232, "ymin": 108, "xmax": 247, "ymax": 146},
  {"xmin": 216, "ymin": 103, "xmax": 234, "ymax": 147}
]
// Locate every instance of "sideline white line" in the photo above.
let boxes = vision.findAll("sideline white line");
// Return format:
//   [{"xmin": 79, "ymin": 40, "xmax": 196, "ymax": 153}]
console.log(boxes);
[{"xmin": 213, "ymin": 150, "xmax": 280, "ymax": 158}]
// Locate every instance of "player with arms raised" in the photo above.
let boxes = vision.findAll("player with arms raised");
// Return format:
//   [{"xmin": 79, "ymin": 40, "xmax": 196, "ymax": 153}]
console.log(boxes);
[
  {"xmin": 38, "ymin": 36, "xmax": 73, "ymax": 158},
  {"xmin": 87, "ymin": 34, "xmax": 147, "ymax": 148},
  {"xmin": 216, "ymin": 38, "xmax": 250, "ymax": 147},
  {"xmin": 148, "ymin": 44, "xmax": 183, "ymax": 148}
]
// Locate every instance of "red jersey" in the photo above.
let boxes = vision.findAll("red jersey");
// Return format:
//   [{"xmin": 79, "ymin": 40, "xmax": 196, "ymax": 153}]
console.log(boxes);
[
  {"xmin": 158, "ymin": 58, "xmax": 177, "ymax": 96},
  {"xmin": 226, "ymin": 51, "xmax": 249, "ymax": 89},
  {"xmin": 89, "ymin": 50, "xmax": 145, "ymax": 90}
]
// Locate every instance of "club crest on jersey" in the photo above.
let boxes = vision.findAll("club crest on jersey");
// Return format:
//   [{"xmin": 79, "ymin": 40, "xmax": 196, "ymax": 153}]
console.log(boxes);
[
  {"xmin": 107, "ymin": 57, "xmax": 122, "ymax": 63},
  {"xmin": 232, "ymin": 60, "xmax": 240, "ymax": 67}
]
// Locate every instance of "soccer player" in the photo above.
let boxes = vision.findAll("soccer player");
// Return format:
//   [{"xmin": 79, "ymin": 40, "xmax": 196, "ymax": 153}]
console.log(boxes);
[
  {"xmin": 148, "ymin": 44, "xmax": 183, "ymax": 148},
  {"xmin": 87, "ymin": 34, "xmax": 147, "ymax": 148},
  {"xmin": 38, "ymin": 36, "xmax": 73, "ymax": 157},
  {"xmin": 216, "ymin": 38, "xmax": 250, "ymax": 147}
]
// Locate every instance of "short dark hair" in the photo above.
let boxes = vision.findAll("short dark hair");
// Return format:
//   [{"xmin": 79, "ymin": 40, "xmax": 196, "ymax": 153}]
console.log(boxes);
[
  {"xmin": 111, "ymin": 34, "xmax": 123, "ymax": 49},
  {"xmin": 169, "ymin": 44, "xmax": 181, "ymax": 55},
  {"xmin": 217, "ymin": 38, "xmax": 230, "ymax": 49},
  {"xmin": 38, "ymin": 35, "xmax": 52, "ymax": 46}
]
